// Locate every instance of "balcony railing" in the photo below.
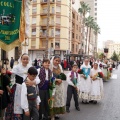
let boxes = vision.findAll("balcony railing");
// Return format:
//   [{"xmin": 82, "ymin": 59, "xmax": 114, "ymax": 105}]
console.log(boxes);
[
  {"xmin": 40, "ymin": 10, "xmax": 55, "ymax": 15},
  {"xmin": 41, "ymin": 0, "xmax": 55, "ymax": 4},
  {"xmin": 41, "ymin": 21, "xmax": 55, "ymax": 26},
  {"xmin": 40, "ymin": 32, "xmax": 54, "ymax": 38}
]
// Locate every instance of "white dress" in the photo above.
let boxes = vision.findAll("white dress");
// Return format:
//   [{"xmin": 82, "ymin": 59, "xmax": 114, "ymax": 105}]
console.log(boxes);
[
  {"xmin": 79, "ymin": 64, "xmax": 91, "ymax": 100},
  {"xmin": 90, "ymin": 68, "xmax": 104, "ymax": 101},
  {"xmin": 12, "ymin": 64, "xmax": 40, "ymax": 114}
]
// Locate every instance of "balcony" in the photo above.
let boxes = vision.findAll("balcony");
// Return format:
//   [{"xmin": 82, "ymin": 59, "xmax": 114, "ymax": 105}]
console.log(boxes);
[
  {"xmin": 40, "ymin": 10, "xmax": 55, "ymax": 16},
  {"xmin": 40, "ymin": 21, "xmax": 55, "ymax": 27},
  {"xmin": 40, "ymin": 32, "xmax": 54, "ymax": 39},
  {"xmin": 40, "ymin": 0, "xmax": 55, "ymax": 5}
]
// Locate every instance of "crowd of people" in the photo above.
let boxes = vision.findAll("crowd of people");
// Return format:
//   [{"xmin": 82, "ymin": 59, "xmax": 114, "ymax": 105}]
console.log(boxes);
[{"xmin": 0, "ymin": 53, "xmax": 118, "ymax": 120}]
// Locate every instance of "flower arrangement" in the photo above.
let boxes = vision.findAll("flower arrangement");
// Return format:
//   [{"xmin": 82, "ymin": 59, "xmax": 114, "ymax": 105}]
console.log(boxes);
[
  {"xmin": 48, "ymin": 77, "xmax": 56, "ymax": 109},
  {"xmin": 109, "ymin": 68, "xmax": 113, "ymax": 73},
  {"xmin": 78, "ymin": 69, "xmax": 87, "ymax": 79},
  {"xmin": 57, "ymin": 73, "xmax": 66, "ymax": 81},
  {"xmin": 98, "ymin": 72, "xmax": 104, "ymax": 78}
]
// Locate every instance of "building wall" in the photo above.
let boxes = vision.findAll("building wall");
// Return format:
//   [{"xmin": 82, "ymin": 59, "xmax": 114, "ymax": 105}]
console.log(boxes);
[
  {"xmin": 28, "ymin": 0, "xmax": 72, "ymax": 60},
  {"xmin": 108, "ymin": 43, "xmax": 120, "ymax": 58},
  {"xmin": 72, "ymin": 8, "xmax": 81, "ymax": 54}
]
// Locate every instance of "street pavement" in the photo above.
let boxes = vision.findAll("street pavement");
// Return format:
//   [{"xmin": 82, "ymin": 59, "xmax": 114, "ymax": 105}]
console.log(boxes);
[{"xmin": 60, "ymin": 67, "xmax": 120, "ymax": 120}]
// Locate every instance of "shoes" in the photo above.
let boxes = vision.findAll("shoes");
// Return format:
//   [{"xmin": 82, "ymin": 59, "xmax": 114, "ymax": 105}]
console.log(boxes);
[
  {"xmin": 66, "ymin": 106, "xmax": 70, "ymax": 113},
  {"xmin": 93, "ymin": 101, "xmax": 97, "ymax": 104},
  {"xmin": 55, "ymin": 115, "xmax": 60, "ymax": 119},
  {"xmin": 76, "ymin": 106, "xmax": 80, "ymax": 111}
]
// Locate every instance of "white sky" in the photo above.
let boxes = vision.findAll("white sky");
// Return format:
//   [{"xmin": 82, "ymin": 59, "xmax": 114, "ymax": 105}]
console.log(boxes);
[{"xmin": 97, "ymin": 0, "xmax": 120, "ymax": 48}]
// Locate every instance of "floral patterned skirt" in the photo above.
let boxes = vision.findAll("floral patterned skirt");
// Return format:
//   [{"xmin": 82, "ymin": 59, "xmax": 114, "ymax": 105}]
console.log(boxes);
[{"xmin": 5, "ymin": 84, "xmax": 23, "ymax": 120}]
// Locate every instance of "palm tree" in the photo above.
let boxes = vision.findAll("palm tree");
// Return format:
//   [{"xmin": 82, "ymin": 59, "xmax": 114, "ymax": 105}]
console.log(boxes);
[
  {"xmin": 93, "ymin": 23, "xmax": 100, "ymax": 57},
  {"xmin": 78, "ymin": 1, "xmax": 90, "ymax": 54},
  {"xmin": 84, "ymin": 16, "xmax": 94, "ymax": 54}
]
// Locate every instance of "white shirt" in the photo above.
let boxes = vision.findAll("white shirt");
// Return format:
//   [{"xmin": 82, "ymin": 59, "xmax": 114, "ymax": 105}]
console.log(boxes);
[
  {"xmin": 67, "ymin": 71, "xmax": 81, "ymax": 89},
  {"xmin": 21, "ymin": 82, "xmax": 41, "ymax": 112}
]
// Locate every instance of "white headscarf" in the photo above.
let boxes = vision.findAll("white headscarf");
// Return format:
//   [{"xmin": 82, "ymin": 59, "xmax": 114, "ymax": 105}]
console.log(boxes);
[
  {"xmin": 49, "ymin": 56, "xmax": 63, "ymax": 72},
  {"xmin": 12, "ymin": 53, "xmax": 32, "ymax": 78}
]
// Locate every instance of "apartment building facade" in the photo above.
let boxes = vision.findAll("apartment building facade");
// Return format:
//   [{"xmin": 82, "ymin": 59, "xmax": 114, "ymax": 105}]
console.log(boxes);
[
  {"xmin": 108, "ymin": 43, "xmax": 120, "ymax": 58},
  {"xmin": 28, "ymin": 0, "xmax": 73, "ymax": 60},
  {"xmin": 71, "ymin": 8, "xmax": 81, "ymax": 54}
]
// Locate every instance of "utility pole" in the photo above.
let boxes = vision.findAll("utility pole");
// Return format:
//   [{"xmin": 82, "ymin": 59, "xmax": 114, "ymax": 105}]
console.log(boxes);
[{"xmin": 45, "ymin": 0, "xmax": 50, "ymax": 59}]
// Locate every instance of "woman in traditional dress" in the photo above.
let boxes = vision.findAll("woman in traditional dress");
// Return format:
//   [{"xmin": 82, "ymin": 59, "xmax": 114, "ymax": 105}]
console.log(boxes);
[
  {"xmin": 5, "ymin": 53, "xmax": 40, "ymax": 120},
  {"xmin": 102, "ymin": 59, "xmax": 110, "ymax": 81},
  {"xmin": 79, "ymin": 58, "xmax": 91, "ymax": 104},
  {"xmin": 90, "ymin": 63, "xmax": 104, "ymax": 104},
  {"xmin": 50, "ymin": 56, "xmax": 65, "ymax": 120}
]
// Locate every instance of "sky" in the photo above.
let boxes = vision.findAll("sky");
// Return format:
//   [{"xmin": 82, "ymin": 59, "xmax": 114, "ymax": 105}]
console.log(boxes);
[{"xmin": 97, "ymin": 0, "xmax": 120, "ymax": 48}]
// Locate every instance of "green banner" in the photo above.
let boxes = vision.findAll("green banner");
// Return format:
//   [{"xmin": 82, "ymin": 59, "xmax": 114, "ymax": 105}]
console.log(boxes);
[{"xmin": 0, "ymin": 0, "xmax": 22, "ymax": 44}]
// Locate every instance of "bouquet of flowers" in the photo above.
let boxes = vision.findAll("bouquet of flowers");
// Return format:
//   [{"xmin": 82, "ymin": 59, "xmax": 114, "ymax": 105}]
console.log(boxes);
[
  {"xmin": 78, "ymin": 69, "xmax": 87, "ymax": 79},
  {"xmin": 98, "ymin": 72, "xmax": 104, "ymax": 78},
  {"xmin": 109, "ymin": 68, "xmax": 113, "ymax": 73},
  {"xmin": 48, "ymin": 77, "xmax": 56, "ymax": 109},
  {"xmin": 56, "ymin": 73, "xmax": 66, "ymax": 81}
]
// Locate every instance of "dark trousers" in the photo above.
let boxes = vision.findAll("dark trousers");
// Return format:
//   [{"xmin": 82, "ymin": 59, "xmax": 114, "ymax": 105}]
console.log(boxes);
[
  {"xmin": 66, "ymin": 85, "xmax": 79, "ymax": 108},
  {"xmin": 39, "ymin": 90, "xmax": 49, "ymax": 119},
  {"xmin": 24, "ymin": 100, "xmax": 39, "ymax": 120}
]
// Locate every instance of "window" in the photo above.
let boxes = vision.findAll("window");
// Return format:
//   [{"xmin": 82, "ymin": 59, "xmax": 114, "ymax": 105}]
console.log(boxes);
[
  {"xmin": 56, "ymin": 6, "xmax": 61, "ymax": 13},
  {"xmin": 43, "ymin": 7, "xmax": 47, "ymax": 13},
  {"xmin": 32, "ymin": 17, "xmax": 36, "ymax": 24},
  {"xmin": 51, "ymin": 43, "xmax": 53, "ymax": 47},
  {"xmin": 95, "ymin": 3, "xmax": 97, "ymax": 6},
  {"xmin": 76, "ymin": 45, "xmax": 78, "ymax": 52},
  {"xmin": 95, "ymin": 13, "xmax": 97, "ymax": 16},
  {"xmin": 32, "ymin": 7, "xmax": 37, "ymax": 14},
  {"xmin": 76, "ymin": 34, "xmax": 78, "ymax": 39},
  {"xmin": 72, "ymin": 33, "xmax": 74, "ymax": 38},
  {"xmin": 55, "ymin": 42, "xmax": 60, "ymax": 47},
  {"xmin": 32, "ymin": 28, "xmax": 36, "ymax": 35},
  {"xmin": 76, "ymin": 25, "xmax": 78, "ymax": 30},
  {"xmin": 72, "ymin": 44, "xmax": 74, "ymax": 51},
  {"xmin": 72, "ymin": 13, "xmax": 75, "ymax": 19},
  {"xmin": 56, "ymin": 17, "xmax": 61, "ymax": 24},
  {"xmin": 95, "ymin": 8, "xmax": 97, "ymax": 11},
  {"xmin": 55, "ymin": 29, "xmax": 60, "ymax": 35}
]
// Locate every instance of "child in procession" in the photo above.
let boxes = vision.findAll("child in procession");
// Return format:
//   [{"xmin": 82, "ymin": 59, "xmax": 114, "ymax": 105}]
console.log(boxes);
[
  {"xmin": 5, "ymin": 53, "xmax": 40, "ymax": 120},
  {"xmin": 21, "ymin": 67, "xmax": 40, "ymax": 120},
  {"xmin": 90, "ymin": 63, "xmax": 104, "ymax": 104},
  {"xmin": 38, "ymin": 59, "xmax": 52, "ymax": 120},
  {"xmin": 66, "ymin": 63, "xmax": 81, "ymax": 113}
]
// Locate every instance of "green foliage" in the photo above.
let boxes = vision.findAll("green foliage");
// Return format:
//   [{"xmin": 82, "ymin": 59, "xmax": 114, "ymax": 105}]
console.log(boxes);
[
  {"xmin": 98, "ymin": 53, "xmax": 104, "ymax": 59},
  {"xmin": 111, "ymin": 51, "xmax": 119, "ymax": 61}
]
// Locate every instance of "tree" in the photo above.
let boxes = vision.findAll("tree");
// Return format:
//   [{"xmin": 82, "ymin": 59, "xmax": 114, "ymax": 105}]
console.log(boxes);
[
  {"xmin": 111, "ymin": 51, "xmax": 119, "ymax": 61},
  {"xmin": 84, "ymin": 16, "xmax": 94, "ymax": 54},
  {"xmin": 98, "ymin": 53, "xmax": 105, "ymax": 59},
  {"xmin": 93, "ymin": 22, "xmax": 100, "ymax": 57},
  {"xmin": 78, "ymin": 1, "xmax": 90, "ymax": 54}
]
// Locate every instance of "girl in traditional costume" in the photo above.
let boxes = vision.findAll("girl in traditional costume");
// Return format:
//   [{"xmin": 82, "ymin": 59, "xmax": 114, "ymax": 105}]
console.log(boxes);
[
  {"xmin": 50, "ymin": 56, "xmax": 65, "ymax": 120},
  {"xmin": 102, "ymin": 59, "xmax": 110, "ymax": 81},
  {"xmin": 79, "ymin": 58, "xmax": 91, "ymax": 104},
  {"xmin": 90, "ymin": 63, "xmax": 104, "ymax": 104},
  {"xmin": 5, "ymin": 53, "xmax": 40, "ymax": 120}
]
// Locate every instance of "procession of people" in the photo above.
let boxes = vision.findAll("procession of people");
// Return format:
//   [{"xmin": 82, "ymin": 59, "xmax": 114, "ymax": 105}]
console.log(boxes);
[{"xmin": 0, "ymin": 53, "xmax": 117, "ymax": 120}]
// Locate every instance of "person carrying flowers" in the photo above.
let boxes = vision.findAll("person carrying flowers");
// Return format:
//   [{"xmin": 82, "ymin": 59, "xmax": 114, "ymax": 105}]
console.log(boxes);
[
  {"xmin": 79, "ymin": 58, "xmax": 91, "ymax": 104},
  {"xmin": 66, "ymin": 63, "xmax": 81, "ymax": 113},
  {"xmin": 90, "ymin": 63, "xmax": 104, "ymax": 104},
  {"xmin": 49, "ymin": 56, "xmax": 66, "ymax": 120}
]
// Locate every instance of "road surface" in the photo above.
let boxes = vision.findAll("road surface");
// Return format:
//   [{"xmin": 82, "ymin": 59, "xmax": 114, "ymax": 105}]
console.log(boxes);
[{"xmin": 60, "ymin": 67, "xmax": 120, "ymax": 120}]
